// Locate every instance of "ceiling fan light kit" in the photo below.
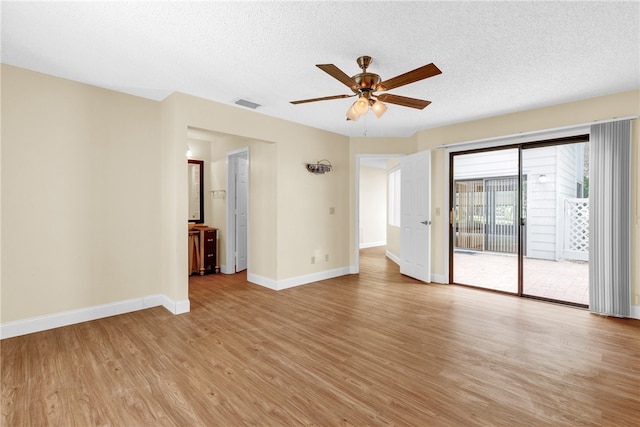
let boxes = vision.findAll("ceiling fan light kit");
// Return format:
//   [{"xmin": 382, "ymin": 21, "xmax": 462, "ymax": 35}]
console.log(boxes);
[
  {"xmin": 291, "ymin": 55, "xmax": 441, "ymax": 122},
  {"xmin": 353, "ymin": 96, "xmax": 370, "ymax": 115},
  {"xmin": 346, "ymin": 104, "xmax": 360, "ymax": 121},
  {"xmin": 371, "ymin": 99, "xmax": 388, "ymax": 118}
]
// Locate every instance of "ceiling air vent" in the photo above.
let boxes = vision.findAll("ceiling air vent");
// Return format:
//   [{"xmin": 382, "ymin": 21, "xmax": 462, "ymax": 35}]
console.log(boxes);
[{"xmin": 234, "ymin": 99, "xmax": 261, "ymax": 109}]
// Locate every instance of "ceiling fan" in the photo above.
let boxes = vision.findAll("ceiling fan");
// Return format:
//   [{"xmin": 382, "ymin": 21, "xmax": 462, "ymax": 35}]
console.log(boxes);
[{"xmin": 290, "ymin": 55, "xmax": 442, "ymax": 120}]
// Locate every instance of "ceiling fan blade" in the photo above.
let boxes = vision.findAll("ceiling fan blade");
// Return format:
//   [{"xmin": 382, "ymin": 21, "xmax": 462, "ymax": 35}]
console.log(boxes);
[
  {"xmin": 290, "ymin": 94, "xmax": 354, "ymax": 105},
  {"xmin": 377, "ymin": 63, "xmax": 442, "ymax": 91},
  {"xmin": 376, "ymin": 93, "xmax": 432, "ymax": 109},
  {"xmin": 316, "ymin": 64, "xmax": 359, "ymax": 89}
]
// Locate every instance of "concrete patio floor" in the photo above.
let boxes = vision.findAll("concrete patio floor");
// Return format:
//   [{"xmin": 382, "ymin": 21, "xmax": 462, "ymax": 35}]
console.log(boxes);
[{"xmin": 453, "ymin": 251, "xmax": 589, "ymax": 306}]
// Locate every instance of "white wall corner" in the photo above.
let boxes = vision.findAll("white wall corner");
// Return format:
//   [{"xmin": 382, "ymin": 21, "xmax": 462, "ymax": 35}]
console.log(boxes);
[
  {"xmin": 162, "ymin": 295, "xmax": 191, "ymax": 315},
  {"xmin": 349, "ymin": 265, "xmax": 359, "ymax": 274}
]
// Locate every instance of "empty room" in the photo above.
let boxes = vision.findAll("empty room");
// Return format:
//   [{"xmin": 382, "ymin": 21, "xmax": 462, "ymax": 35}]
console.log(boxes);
[{"xmin": 2, "ymin": 2, "xmax": 639, "ymax": 426}]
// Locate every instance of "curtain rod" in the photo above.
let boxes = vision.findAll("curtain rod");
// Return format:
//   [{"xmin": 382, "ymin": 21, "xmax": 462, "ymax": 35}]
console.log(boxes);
[{"xmin": 436, "ymin": 115, "xmax": 638, "ymax": 149}]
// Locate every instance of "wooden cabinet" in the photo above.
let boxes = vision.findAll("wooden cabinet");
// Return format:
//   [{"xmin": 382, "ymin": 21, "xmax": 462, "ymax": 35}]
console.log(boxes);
[
  {"xmin": 189, "ymin": 226, "xmax": 219, "ymax": 275},
  {"xmin": 201, "ymin": 228, "xmax": 217, "ymax": 274}
]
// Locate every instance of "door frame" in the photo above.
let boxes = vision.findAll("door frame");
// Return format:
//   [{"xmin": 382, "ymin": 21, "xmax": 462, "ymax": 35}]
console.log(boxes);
[
  {"xmin": 225, "ymin": 147, "xmax": 249, "ymax": 274},
  {"xmin": 353, "ymin": 153, "xmax": 404, "ymax": 273}
]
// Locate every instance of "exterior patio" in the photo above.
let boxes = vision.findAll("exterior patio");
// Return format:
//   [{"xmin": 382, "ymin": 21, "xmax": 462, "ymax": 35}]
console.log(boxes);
[{"xmin": 453, "ymin": 251, "xmax": 589, "ymax": 306}]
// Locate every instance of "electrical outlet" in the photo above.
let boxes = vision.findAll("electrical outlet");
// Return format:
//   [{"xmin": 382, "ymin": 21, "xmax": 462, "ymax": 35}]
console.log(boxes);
[
  {"xmin": 325, "ymin": 254, "xmax": 329, "ymax": 262},
  {"xmin": 435, "ymin": 207, "xmax": 441, "ymax": 216},
  {"xmin": 311, "ymin": 256, "xmax": 315, "ymax": 264},
  {"xmin": 329, "ymin": 207, "xmax": 335, "ymax": 215}
]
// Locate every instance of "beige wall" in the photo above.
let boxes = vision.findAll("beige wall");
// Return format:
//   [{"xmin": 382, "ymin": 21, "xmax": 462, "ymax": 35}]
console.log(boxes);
[
  {"xmin": 2, "ymin": 63, "xmax": 638, "ymax": 328},
  {"xmin": 359, "ymin": 166, "xmax": 387, "ymax": 247},
  {"xmin": 386, "ymin": 158, "xmax": 402, "ymax": 260},
  {"xmin": 275, "ymin": 130, "xmax": 349, "ymax": 278},
  {"xmin": 415, "ymin": 90, "xmax": 640, "ymax": 298},
  {"xmin": 1, "ymin": 65, "xmax": 162, "ymax": 323}
]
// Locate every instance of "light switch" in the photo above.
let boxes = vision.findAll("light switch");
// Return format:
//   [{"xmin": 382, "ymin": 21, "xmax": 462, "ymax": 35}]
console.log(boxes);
[
  {"xmin": 435, "ymin": 207, "xmax": 441, "ymax": 216},
  {"xmin": 329, "ymin": 207, "xmax": 335, "ymax": 215}
]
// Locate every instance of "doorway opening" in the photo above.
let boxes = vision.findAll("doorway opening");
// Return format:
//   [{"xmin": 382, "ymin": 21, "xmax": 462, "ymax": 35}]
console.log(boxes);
[
  {"xmin": 355, "ymin": 154, "xmax": 403, "ymax": 273},
  {"xmin": 186, "ymin": 127, "xmax": 260, "ymax": 278}
]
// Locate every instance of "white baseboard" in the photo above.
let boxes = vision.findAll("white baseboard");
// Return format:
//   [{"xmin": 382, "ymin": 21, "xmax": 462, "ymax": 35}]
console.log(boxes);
[
  {"xmin": 248, "ymin": 267, "xmax": 351, "ymax": 291},
  {"xmin": 630, "ymin": 304, "xmax": 640, "ymax": 320},
  {"xmin": 247, "ymin": 273, "xmax": 278, "ymax": 289},
  {"xmin": 1, "ymin": 294, "xmax": 189, "ymax": 339},
  {"xmin": 359, "ymin": 241, "xmax": 386, "ymax": 249},
  {"xmin": 162, "ymin": 296, "xmax": 191, "ymax": 315},
  {"xmin": 385, "ymin": 250, "xmax": 400, "ymax": 265}
]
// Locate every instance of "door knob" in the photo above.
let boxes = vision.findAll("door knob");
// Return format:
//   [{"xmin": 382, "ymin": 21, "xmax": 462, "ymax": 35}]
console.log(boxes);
[{"xmin": 420, "ymin": 220, "xmax": 431, "ymax": 225}]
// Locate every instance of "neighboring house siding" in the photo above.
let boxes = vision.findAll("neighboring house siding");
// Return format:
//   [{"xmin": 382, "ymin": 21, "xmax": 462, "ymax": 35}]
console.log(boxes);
[
  {"xmin": 454, "ymin": 149, "xmax": 518, "ymax": 180},
  {"xmin": 523, "ymin": 144, "xmax": 583, "ymax": 261},
  {"xmin": 557, "ymin": 145, "xmax": 580, "ymax": 200},
  {"xmin": 523, "ymin": 146, "xmax": 558, "ymax": 260}
]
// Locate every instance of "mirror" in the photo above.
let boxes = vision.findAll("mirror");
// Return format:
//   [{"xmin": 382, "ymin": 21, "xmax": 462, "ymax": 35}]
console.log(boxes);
[{"xmin": 188, "ymin": 159, "xmax": 204, "ymax": 223}]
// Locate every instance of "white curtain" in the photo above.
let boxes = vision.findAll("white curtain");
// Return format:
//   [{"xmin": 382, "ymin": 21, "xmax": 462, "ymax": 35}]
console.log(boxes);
[{"xmin": 589, "ymin": 120, "xmax": 631, "ymax": 317}]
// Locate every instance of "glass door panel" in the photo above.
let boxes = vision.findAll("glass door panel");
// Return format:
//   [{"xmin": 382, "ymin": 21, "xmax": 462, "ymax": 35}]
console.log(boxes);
[
  {"xmin": 521, "ymin": 143, "xmax": 589, "ymax": 306},
  {"xmin": 452, "ymin": 149, "xmax": 519, "ymax": 293}
]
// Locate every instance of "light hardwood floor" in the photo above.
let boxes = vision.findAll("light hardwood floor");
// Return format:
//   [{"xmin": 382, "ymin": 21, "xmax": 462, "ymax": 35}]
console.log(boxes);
[{"xmin": 2, "ymin": 247, "xmax": 639, "ymax": 426}]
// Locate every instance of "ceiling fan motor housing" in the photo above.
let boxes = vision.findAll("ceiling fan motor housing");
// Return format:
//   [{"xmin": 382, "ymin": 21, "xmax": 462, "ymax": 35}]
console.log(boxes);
[
  {"xmin": 351, "ymin": 73, "xmax": 381, "ymax": 96},
  {"xmin": 352, "ymin": 55, "xmax": 379, "ymax": 96}
]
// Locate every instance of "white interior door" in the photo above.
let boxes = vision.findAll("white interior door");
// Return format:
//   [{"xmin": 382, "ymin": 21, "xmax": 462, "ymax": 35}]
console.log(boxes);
[
  {"xmin": 235, "ymin": 157, "xmax": 248, "ymax": 272},
  {"xmin": 400, "ymin": 149, "xmax": 431, "ymax": 282}
]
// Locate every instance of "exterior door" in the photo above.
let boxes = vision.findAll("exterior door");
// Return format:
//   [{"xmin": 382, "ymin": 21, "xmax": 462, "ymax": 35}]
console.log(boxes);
[
  {"xmin": 400, "ymin": 150, "xmax": 431, "ymax": 282},
  {"xmin": 449, "ymin": 137, "xmax": 589, "ymax": 307}
]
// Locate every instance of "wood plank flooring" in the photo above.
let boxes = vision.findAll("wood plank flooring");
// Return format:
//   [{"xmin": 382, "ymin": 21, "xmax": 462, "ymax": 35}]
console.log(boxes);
[{"xmin": 2, "ymin": 247, "xmax": 639, "ymax": 426}]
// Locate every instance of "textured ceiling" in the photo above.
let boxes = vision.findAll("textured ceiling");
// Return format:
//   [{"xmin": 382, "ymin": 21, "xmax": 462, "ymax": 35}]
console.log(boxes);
[{"xmin": 2, "ymin": 1, "xmax": 639, "ymax": 137}]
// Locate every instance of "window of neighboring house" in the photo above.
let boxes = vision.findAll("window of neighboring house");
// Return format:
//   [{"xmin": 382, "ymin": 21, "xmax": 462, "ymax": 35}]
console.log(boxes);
[{"xmin": 388, "ymin": 167, "xmax": 401, "ymax": 227}]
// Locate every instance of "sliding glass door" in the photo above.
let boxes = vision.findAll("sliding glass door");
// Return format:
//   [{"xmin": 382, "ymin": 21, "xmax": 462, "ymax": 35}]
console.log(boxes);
[{"xmin": 450, "ymin": 138, "xmax": 589, "ymax": 307}]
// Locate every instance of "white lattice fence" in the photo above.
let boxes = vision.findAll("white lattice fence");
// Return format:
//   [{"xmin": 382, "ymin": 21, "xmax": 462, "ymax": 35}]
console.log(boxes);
[{"xmin": 563, "ymin": 198, "xmax": 589, "ymax": 261}]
